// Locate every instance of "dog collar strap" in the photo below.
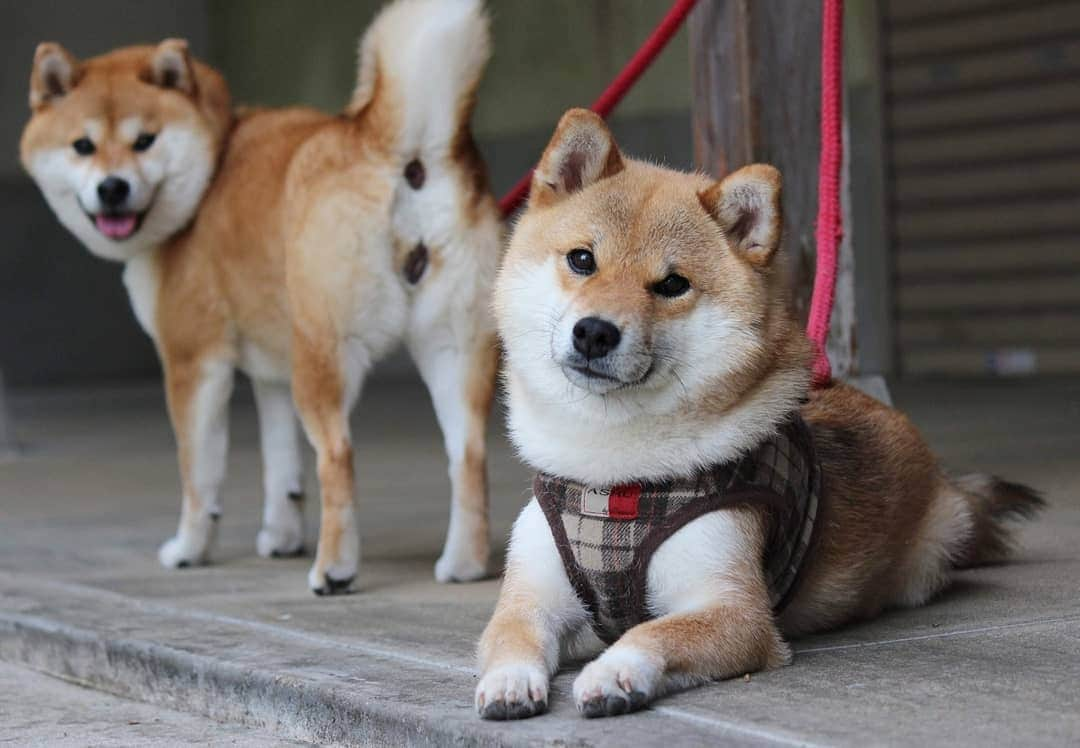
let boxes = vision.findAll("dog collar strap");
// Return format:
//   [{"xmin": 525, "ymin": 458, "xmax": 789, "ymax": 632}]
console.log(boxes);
[{"xmin": 534, "ymin": 415, "xmax": 821, "ymax": 643}]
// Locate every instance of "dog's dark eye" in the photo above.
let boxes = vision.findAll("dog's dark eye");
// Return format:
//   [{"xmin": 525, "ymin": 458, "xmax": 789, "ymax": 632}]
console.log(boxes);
[
  {"xmin": 72, "ymin": 137, "xmax": 95, "ymax": 156},
  {"xmin": 567, "ymin": 248, "xmax": 596, "ymax": 275},
  {"xmin": 652, "ymin": 273, "xmax": 691, "ymax": 298},
  {"xmin": 133, "ymin": 133, "xmax": 156, "ymax": 152}
]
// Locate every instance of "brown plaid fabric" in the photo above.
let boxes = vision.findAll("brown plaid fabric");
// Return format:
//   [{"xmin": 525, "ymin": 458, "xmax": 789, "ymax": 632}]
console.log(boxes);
[{"xmin": 534, "ymin": 416, "xmax": 820, "ymax": 643}]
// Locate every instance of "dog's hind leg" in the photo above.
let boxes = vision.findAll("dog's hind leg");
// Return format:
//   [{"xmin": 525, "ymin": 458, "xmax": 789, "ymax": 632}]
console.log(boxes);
[
  {"xmin": 408, "ymin": 325, "xmax": 498, "ymax": 582},
  {"xmin": 158, "ymin": 355, "xmax": 235, "ymax": 568},
  {"xmin": 292, "ymin": 328, "xmax": 366, "ymax": 596},
  {"xmin": 253, "ymin": 379, "xmax": 306, "ymax": 559}
]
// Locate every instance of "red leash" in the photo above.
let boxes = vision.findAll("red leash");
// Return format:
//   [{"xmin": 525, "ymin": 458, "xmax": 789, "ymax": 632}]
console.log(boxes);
[
  {"xmin": 498, "ymin": 0, "xmax": 843, "ymax": 388},
  {"xmin": 807, "ymin": 0, "xmax": 844, "ymax": 386},
  {"xmin": 497, "ymin": 0, "xmax": 700, "ymax": 216}
]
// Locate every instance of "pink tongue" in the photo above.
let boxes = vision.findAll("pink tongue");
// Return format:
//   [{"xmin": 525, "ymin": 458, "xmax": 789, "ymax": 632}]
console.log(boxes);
[{"xmin": 95, "ymin": 214, "xmax": 137, "ymax": 240}]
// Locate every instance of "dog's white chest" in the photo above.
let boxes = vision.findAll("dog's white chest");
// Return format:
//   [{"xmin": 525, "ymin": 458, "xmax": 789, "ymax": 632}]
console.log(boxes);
[{"xmin": 122, "ymin": 249, "xmax": 161, "ymax": 339}]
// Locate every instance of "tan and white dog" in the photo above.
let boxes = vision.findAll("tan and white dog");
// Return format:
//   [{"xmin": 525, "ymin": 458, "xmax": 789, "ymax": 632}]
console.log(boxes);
[
  {"xmin": 20, "ymin": 0, "xmax": 502, "ymax": 594},
  {"xmin": 475, "ymin": 109, "xmax": 1042, "ymax": 719}
]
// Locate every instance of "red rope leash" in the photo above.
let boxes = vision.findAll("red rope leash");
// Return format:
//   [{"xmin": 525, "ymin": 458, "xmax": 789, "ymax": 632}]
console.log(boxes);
[
  {"xmin": 807, "ymin": 0, "xmax": 844, "ymax": 387},
  {"xmin": 497, "ymin": 0, "xmax": 700, "ymax": 216}
]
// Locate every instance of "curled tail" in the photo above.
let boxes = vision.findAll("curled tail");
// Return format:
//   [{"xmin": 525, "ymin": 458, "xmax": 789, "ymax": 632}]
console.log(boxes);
[
  {"xmin": 346, "ymin": 0, "xmax": 490, "ymax": 159},
  {"xmin": 952, "ymin": 474, "xmax": 1045, "ymax": 567}
]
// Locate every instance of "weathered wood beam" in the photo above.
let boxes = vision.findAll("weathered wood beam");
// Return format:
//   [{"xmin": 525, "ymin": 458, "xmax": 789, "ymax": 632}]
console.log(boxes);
[{"xmin": 690, "ymin": 0, "xmax": 859, "ymax": 378}]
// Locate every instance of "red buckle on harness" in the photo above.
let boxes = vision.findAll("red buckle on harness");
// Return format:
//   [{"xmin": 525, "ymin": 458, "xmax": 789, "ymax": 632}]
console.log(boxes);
[{"xmin": 609, "ymin": 484, "xmax": 642, "ymax": 519}]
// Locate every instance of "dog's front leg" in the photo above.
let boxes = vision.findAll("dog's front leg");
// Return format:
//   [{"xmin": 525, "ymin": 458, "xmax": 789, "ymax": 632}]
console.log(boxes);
[
  {"xmin": 158, "ymin": 355, "xmax": 235, "ymax": 568},
  {"xmin": 573, "ymin": 509, "xmax": 790, "ymax": 717},
  {"xmin": 407, "ymin": 314, "xmax": 498, "ymax": 583},
  {"xmin": 572, "ymin": 601, "xmax": 789, "ymax": 717},
  {"xmin": 476, "ymin": 500, "xmax": 590, "ymax": 720}
]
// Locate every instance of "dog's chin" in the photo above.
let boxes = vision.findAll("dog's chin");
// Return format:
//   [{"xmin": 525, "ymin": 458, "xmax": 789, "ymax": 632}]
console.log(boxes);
[
  {"xmin": 85, "ymin": 209, "xmax": 148, "ymax": 242},
  {"xmin": 559, "ymin": 361, "xmax": 654, "ymax": 395}
]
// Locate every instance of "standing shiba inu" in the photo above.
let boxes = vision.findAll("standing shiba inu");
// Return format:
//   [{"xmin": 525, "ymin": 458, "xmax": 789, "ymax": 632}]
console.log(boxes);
[
  {"xmin": 475, "ymin": 109, "xmax": 1042, "ymax": 719},
  {"xmin": 20, "ymin": 0, "xmax": 502, "ymax": 594}
]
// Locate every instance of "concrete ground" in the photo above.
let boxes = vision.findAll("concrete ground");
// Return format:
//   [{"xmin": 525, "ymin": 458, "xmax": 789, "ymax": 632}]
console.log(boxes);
[{"xmin": 0, "ymin": 375, "xmax": 1077, "ymax": 746}]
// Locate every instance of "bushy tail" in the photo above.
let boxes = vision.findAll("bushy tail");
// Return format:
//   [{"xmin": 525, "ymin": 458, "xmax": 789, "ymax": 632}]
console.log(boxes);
[
  {"xmin": 346, "ymin": 0, "xmax": 490, "ymax": 158},
  {"xmin": 952, "ymin": 474, "xmax": 1045, "ymax": 567}
]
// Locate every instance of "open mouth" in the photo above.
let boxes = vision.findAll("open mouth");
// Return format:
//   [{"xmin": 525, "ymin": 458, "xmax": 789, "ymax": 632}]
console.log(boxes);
[{"xmin": 87, "ymin": 211, "xmax": 146, "ymax": 241}]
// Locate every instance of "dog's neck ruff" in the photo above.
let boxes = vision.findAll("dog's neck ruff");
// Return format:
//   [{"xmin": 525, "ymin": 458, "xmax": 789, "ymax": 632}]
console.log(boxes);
[{"xmin": 534, "ymin": 414, "xmax": 820, "ymax": 643}]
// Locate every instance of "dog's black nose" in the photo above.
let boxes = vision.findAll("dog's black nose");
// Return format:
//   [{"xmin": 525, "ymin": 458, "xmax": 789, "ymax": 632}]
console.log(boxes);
[
  {"xmin": 97, "ymin": 176, "xmax": 130, "ymax": 208},
  {"xmin": 573, "ymin": 317, "xmax": 621, "ymax": 359}
]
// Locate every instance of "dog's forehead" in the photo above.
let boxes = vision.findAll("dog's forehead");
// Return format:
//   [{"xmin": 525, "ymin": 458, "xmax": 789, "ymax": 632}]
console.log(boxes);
[
  {"xmin": 40, "ymin": 73, "xmax": 167, "ymax": 135},
  {"xmin": 594, "ymin": 174, "xmax": 714, "ymax": 254},
  {"xmin": 106, "ymin": 83, "xmax": 174, "ymax": 124}
]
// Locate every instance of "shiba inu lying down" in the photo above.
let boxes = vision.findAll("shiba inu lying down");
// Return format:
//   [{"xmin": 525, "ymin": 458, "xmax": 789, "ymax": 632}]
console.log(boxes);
[
  {"xmin": 475, "ymin": 109, "xmax": 1042, "ymax": 719},
  {"xmin": 20, "ymin": 0, "xmax": 503, "ymax": 594}
]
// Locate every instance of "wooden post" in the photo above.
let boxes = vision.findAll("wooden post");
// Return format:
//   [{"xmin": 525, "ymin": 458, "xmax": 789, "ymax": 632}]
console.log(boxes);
[{"xmin": 690, "ymin": 0, "xmax": 858, "ymax": 379}]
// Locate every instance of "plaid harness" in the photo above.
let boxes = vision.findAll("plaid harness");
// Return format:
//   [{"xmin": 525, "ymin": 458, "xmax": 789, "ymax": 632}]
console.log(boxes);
[{"xmin": 534, "ymin": 416, "xmax": 820, "ymax": 643}]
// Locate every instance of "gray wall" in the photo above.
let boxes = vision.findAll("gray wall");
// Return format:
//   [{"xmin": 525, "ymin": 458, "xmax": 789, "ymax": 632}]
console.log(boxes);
[{"xmin": 2, "ymin": 1, "xmax": 691, "ymax": 387}]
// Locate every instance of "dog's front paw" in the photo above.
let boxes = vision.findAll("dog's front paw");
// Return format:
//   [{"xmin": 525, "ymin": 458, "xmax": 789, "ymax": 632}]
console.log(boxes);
[
  {"xmin": 573, "ymin": 647, "xmax": 663, "ymax": 718},
  {"xmin": 475, "ymin": 663, "xmax": 548, "ymax": 720},
  {"xmin": 158, "ymin": 532, "xmax": 210, "ymax": 569}
]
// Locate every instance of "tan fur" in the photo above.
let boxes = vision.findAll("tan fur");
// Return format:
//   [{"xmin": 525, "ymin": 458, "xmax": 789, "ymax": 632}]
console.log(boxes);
[
  {"xmin": 22, "ymin": 0, "xmax": 503, "ymax": 592},
  {"xmin": 477, "ymin": 109, "xmax": 1041, "ymax": 719}
]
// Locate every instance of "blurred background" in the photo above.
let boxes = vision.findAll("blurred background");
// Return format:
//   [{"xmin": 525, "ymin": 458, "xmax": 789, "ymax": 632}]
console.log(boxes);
[{"xmin": 1, "ymin": 0, "xmax": 1079, "ymax": 388}]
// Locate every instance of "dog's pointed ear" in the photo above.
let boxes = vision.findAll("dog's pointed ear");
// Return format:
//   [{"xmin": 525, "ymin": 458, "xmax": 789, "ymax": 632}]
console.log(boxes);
[
  {"xmin": 29, "ymin": 43, "xmax": 80, "ymax": 109},
  {"xmin": 530, "ymin": 108, "xmax": 624, "ymax": 208},
  {"xmin": 147, "ymin": 39, "xmax": 196, "ymax": 95},
  {"xmin": 698, "ymin": 164, "xmax": 783, "ymax": 268}
]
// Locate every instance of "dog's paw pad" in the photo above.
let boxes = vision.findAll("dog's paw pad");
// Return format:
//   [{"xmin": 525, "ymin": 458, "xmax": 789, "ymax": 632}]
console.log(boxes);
[{"xmin": 475, "ymin": 664, "xmax": 548, "ymax": 721}]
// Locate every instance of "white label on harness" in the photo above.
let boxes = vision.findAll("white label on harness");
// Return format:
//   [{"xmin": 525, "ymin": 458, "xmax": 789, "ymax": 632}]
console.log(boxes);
[{"xmin": 581, "ymin": 486, "xmax": 611, "ymax": 517}]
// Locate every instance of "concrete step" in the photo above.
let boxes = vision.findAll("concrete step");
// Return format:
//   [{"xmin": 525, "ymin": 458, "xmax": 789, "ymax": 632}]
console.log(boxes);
[
  {"xmin": 0, "ymin": 572, "xmax": 781, "ymax": 747},
  {"xmin": 0, "ymin": 660, "xmax": 305, "ymax": 747}
]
